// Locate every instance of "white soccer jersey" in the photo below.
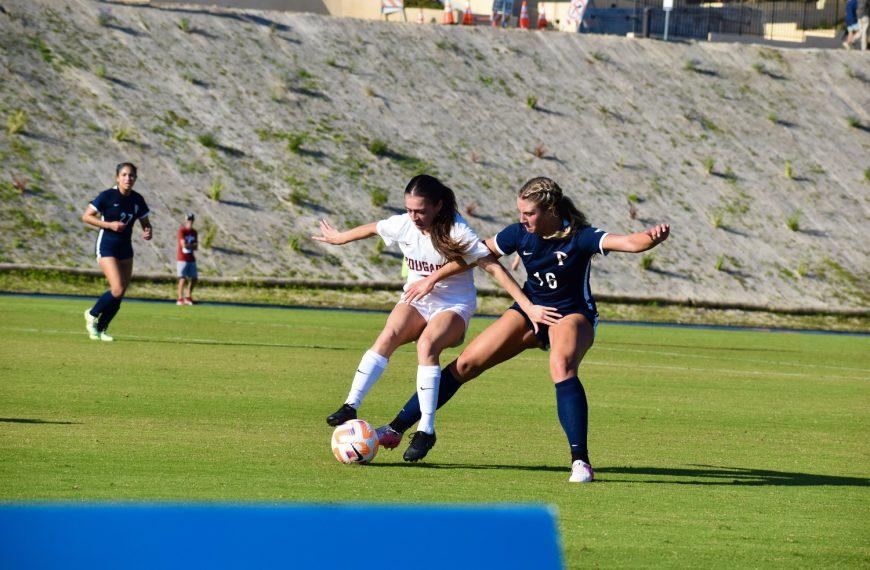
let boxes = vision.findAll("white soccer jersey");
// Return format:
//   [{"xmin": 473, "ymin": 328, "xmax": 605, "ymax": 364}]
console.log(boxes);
[{"xmin": 376, "ymin": 213, "xmax": 491, "ymax": 305}]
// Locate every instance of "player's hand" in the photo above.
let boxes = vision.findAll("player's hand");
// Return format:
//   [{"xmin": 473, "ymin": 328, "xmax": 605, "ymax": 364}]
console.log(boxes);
[
  {"xmin": 645, "ymin": 223, "xmax": 670, "ymax": 244},
  {"xmin": 108, "ymin": 221, "xmax": 126, "ymax": 232},
  {"xmin": 312, "ymin": 219, "xmax": 343, "ymax": 245},
  {"xmin": 523, "ymin": 304, "xmax": 562, "ymax": 334},
  {"xmin": 402, "ymin": 276, "xmax": 435, "ymax": 304},
  {"xmin": 142, "ymin": 226, "xmax": 152, "ymax": 241}
]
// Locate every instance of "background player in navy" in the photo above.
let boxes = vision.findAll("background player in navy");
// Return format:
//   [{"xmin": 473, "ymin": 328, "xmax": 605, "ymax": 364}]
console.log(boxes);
[
  {"xmin": 81, "ymin": 162, "xmax": 152, "ymax": 341},
  {"xmin": 376, "ymin": 177, "xmax": 670, "ymax": 480}
]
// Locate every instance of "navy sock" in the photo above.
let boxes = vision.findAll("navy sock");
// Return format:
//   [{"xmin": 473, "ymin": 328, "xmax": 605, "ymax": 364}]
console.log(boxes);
[
  {"xmin": 90, "ymin": 291, "xmax": 115, "ymax": 317},
  {"xmin": 97, "ymin": 295, "xmax": 123, "ymax": 331},
  {"xmin": 555, "ymin": 376, "xmax": 590, "ymax": 464},
  {"xmin": 390, "ymin": 366, "xmax": 463, "ymax": 432}
]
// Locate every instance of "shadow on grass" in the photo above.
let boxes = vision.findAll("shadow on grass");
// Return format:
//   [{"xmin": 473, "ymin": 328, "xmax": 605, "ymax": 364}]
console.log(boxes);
[
  {"xmin": 0, "ymin": 418, "xmax": 81, "ymax": 425},
  {"xmin": 368, "ymin": 462, "xmax": 870, "ymax": 486}
]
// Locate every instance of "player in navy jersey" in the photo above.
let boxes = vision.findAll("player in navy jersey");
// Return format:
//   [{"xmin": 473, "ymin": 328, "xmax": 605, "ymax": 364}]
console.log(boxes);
[
  {"xmin": 376, "ymin": 177, "xmax": 670, "ymax": 480},
  {"xmin": 81, "ymin": 162, "xmax": 152, "ymax": 341},
  {"xmin": 314, "ymin": 175, "xmax": 560, "ymax": 462}
]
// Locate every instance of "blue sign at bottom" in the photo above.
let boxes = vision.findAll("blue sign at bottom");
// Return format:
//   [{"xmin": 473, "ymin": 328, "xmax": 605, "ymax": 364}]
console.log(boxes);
[{"xmin": 0, "ymin": 503, "xmax": 562, "ymax": 569}]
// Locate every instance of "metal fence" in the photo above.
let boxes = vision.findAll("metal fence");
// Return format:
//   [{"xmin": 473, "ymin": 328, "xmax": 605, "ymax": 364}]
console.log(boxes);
[{"xmin": 579, "ymin": 0, "xmax": 846, "ymax": 41}]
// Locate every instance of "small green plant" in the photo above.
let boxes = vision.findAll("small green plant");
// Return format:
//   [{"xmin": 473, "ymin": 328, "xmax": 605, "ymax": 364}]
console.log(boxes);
[
  {"xmin": 297, "ymin": 68, "xmax": 313, "ymax": 80},
  {"xmin": 627, "ymin": 193, "xmax": 639, "ymax": 203},
  {"xmin": 767, "ymin": 112, "xmax": 778, "ymax": 124},
  {"xmin": 784, "ymin": 161, "xmax": 793, "ymax": 180},
  {"xmin": 94, "ymin": 63, "xmax": 106, "ymax": 78},
  {"xmin": 286, "ymin": 133, "xmax": 306, "ymax": 154},
  {"xmin": 97, "ymin": 9, "xmax": 112, "ymax": 27},
  {"xmin": 795, "ymin": 262, "xmax": 808, "ymax": 278},
  {"xmin": 289, "ymin": 189, "xmax": 308, "ymax": 205},
  {"xmin": 326, "ymin": 58, "xmax": 337, "ymax": 67},
  {"xmin": 846, "ymin": 116, "xmax": 861, "ymax": 129},
  {"xmin": 683, "ymin": 59, "xmax": 697, "ymax": 72},
  {"xmin": 368, "ymin": 139, "xmax": 389, "ymax": 157},
  {"xmin": 751, "ymin": 62, "xmax": 765, "ymax": 74},
  {"xmin": 786, "ymin": 210, "xmax": 801, "ymax": 232},
  {"xmin": 591, "ymin": 51, "xmax": 607, "ymax": 62},
  {"xmin": 526, "ymin": 95, "xmax": 538, "ymax": 109},
  {"xmin": 198, "ymin": 133, "xmax": 218, "ymax": 148},
  {"xmin": 111, "ymin": 126, "xmax": 132, "ymax": 143},
  {"xmin": 364, "ymin": 86, "xmax": 375, "ymax": 97},
  {"xmin": 177, "ymin": 18, "xmax": 192, "ymax": 33},
  {"xmin": 703, "ymin": 157, "xmax": 714, "ymax": 174},
  {"xmin": 287, "ymin": 235, "xmax": 301, "ymax": 253},
  {"xmin": 368, "ymin": 187, "xmax": 389, "ymax": 207},
  {"xmin": 810, "ymin": 163, "xmax": 826, "ymax": 175},
  {"xmin": 207, "ymin": 178, "xmax": 223, "ymax": 201},
  {"xmin": 865, "ymin": 167, "xmax": 870, "ymax": 183},
  {"xmin": 714, "ymin": 254, "xmax": 725, "ymax": 271},
  {"xmin": 844, "ymin": 65, "xmax": 857, "ymax": 79},
  {"xmin": 710, "ymin": 210, "xmax": 724, "ymax": 229},
  {"xmin": 478, "ymin": 74, "xmax": 494, "ymax": 86},
  {"xmin": 6, "ymin": 110, "xmax": 27, "ymax": 135},
  {"xmin": 640, "ymin": 254, "xmax": 654, "ymax": 271},
  {"xmin": 201, "ymin": 221, "xmax": 216, "ymax": 248}
]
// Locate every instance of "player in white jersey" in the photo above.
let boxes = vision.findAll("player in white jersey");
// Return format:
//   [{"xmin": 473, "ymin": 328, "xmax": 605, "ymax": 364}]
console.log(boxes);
[{"xmin": 314, "ymin": 175, "xmax": 561, "ymax": 462}]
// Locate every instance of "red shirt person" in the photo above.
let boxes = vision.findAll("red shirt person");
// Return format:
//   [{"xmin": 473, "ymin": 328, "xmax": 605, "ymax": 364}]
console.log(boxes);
[{"xmin": 176, "ymin": 213, "xmax": 198, "ymax": 305}]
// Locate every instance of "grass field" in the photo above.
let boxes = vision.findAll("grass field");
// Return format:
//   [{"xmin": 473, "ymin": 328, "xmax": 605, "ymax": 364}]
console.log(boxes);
[{"xmin": 1, "ymin": 295, "xmax": 868, "ymax": 567}]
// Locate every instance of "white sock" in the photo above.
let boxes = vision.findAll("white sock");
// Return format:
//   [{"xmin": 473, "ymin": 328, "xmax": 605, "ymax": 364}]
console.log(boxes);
[
  {"xmin": 416, "ymin": 365, "xmax": 441, "ymax": 434},
  {"xmin": 345, "ymin": 350, "xmax": 389, "ymax": 409}
]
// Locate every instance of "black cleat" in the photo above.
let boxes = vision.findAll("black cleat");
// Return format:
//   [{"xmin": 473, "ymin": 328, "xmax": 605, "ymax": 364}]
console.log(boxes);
[
  {"xmin": 403, "ymin": 430, "xmax": 436, "ymax": 462},
  {"xmin": 326, "ymin": 404, "xmax": 357, "ymax": 426}
]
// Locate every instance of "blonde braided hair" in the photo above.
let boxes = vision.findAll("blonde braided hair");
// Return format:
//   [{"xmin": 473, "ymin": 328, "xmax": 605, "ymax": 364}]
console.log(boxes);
[{"xmin": 518, "ymin": 177, "xmax": 588, "ymax": 239}]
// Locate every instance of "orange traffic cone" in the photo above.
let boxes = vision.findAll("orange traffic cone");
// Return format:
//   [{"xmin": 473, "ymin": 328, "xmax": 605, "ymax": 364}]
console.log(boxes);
[
  {"xmin": 462, "ymin": 0, "xmax": 474, "ymax": 25},
  {"xmin": 519, "ymin": 0, "xmax": 530, "ymax": 29},
  {"xmin": 417, "ymin": 8, "xmax": 424, "ymax": 23},
  {"xmin": 536, "ymin": 6, "xmax": 548, "ymax": 29},
  {"xmin": 442, "ymin": 0, "xmax": 455, "ymax": 24}
]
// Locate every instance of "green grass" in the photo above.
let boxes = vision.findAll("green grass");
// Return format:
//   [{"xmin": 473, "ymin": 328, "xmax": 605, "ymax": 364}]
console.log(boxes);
[{"xmin": 1, "ymin": 296, "xmax": 867, "ymax": 567}]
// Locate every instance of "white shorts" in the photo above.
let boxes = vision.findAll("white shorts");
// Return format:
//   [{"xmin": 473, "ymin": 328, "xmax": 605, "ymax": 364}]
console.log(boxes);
[{"xmin": 405, "ymin": 292, "xmax": 476, "ymax": 329}]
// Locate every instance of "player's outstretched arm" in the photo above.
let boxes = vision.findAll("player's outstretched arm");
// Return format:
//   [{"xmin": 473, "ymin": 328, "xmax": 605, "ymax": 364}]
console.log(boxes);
[
  {"xmin": 311, "ymin": 219, "xmax": 378, "ymax": 246},
  {"xmin": 402, "ymin": 259, "xmax": 472, "ymax": 303},
  {"xmin": 477, "ymin": 255, "xmax": 562, "ymax": 330},
  {"xmin": 601, "ymin": 223, "xmax": 670, "ymax": 253}
]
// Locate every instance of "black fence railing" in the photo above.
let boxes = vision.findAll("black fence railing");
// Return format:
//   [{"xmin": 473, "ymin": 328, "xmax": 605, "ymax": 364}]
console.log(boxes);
[{"xmin": 579, "ymin": 0, "xmax": 845, "ymax": 41}]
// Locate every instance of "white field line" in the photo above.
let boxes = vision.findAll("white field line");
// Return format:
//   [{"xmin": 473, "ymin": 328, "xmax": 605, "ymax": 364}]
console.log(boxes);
[{"xmin": 2, "ymin": 326, "xmax": 868, "ymax": 382}]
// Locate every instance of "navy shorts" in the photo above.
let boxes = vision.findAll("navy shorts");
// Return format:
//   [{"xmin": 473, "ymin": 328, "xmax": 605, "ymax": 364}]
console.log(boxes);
[
  {"xmin": 508, "ymin": 302, "xmax": 597, "ymax": 351},
  {"xmin": 96, "ymin": 234, "xmax": 133, "ymax": 260}
]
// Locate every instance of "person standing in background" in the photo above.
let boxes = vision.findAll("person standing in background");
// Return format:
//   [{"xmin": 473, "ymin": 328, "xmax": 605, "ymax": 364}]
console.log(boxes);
[{"xmin": 176, "ymin": 212, "xmax": 198, "ymax": 306}]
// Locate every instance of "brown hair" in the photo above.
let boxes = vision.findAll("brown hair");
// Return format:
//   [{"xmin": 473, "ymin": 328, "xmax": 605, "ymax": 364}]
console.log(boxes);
[
  {"xmin": 517, "ymin": 177, "xmax": 588, "ymax": 239},
  {"xmin": 405, "ymin": 175, "xmax": 467, "ymax": 260}
]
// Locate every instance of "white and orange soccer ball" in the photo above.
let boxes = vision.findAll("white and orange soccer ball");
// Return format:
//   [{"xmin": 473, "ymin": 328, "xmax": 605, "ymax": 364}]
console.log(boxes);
[{"xmin": 331, "ymin": 419, "xmax": 379, "ymax": 464}]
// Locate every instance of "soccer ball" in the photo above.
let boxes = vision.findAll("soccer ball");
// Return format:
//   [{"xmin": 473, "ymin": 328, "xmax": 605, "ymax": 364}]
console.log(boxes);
[{"xmin": 331, "ymin": 419, "xmax": 379, "ymax": 464}]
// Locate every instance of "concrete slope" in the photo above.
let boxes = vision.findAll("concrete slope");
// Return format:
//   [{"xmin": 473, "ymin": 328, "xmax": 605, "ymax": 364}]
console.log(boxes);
[{"xmin": 1, "ymin": 0, "xmax": 868, "ymax": 308}]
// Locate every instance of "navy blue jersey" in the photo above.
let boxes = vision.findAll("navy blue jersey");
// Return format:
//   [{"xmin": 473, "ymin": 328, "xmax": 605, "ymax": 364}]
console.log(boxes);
[
  {"xmin": 494, "ymin": 223, "xmax": 609, "ymax": 317},
  {"xmin": 90, "ymin": 187, "xmax": 149, "ymax": 257}
]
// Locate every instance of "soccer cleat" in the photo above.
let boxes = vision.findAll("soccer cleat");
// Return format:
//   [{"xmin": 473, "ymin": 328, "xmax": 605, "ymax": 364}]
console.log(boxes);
[
  {"xmin": 84, "ymin": 309, "xmax": 99, "ymax": 340},
  {"xmin": 569, "ymin": 459, "xmax": 594, "ymax": 483},
  {"xmin": 184, "ymin": 297, "xmax": 195, "ymax": 305},
  {"xmin": 176, "ymin": 299, "xmax": 186, "ymax": 306},
  {"xmin": 326, "ymin": 403, "xmax": 357, "ymax": 426},
  {"xmin": 403, "ymin": 430, "xmax": 436, "ymax": 462},
  {"xmin": 376, "ymin": 425, "xmax": 402, "ymax": 450},
  {"xmin": 97, "ymin": 331, "xmax": 114, "ymax": 342}
]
